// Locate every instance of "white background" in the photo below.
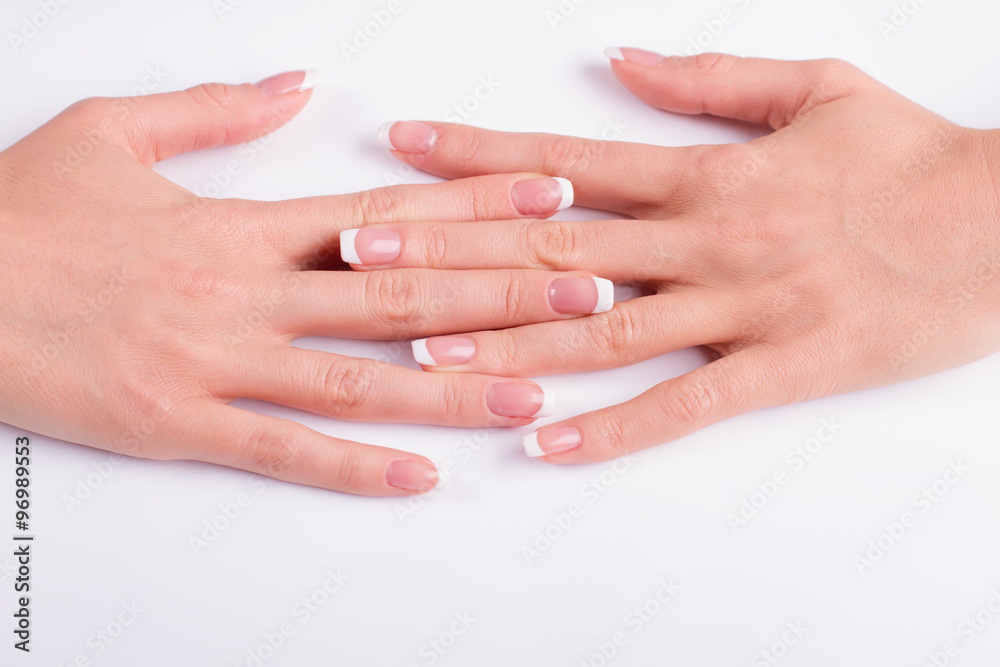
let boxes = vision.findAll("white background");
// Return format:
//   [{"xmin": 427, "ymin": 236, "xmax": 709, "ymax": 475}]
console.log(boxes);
[{"xmin": 2, "ymin": 0, "xmax": 1000, "ymax": 665}]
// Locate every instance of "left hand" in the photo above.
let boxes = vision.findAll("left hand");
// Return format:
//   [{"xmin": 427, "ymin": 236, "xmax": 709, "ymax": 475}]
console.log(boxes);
[{"xmin": 349, "ymin": 50, "xmax": 1000, "ymax": 463}]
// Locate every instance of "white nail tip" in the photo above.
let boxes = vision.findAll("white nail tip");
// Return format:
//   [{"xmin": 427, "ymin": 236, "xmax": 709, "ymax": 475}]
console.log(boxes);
[
  {"xmin": 339, "ymin": 228, "xmax": 361, "ymax": 265},
  {"xmin": 523, "ymin": 432, "xmax": 545, "ymax": 458},
  {"xmin": 377, "ymin": 121, "xmax": 396, "ymax": 149},
  {"xmin": 299, "ymin": 69, "xmax": 321, "ymax": 91},
  {"xmin": 592, "ymin": 277, "xmax": 615, "ymax": 314},
  {"xmin": 534, "ymin": 389, "xmax": 557, "ymax": 419},
  {"xmin": 553, "ymin": 177, "xmax": 575, "ymax": 211},
  {"xmin": 411, "ymin": 338, "xmax": 437, "ymax": 367},
  {"xmin": 604, "ymin": 47, "xmax": 625, "ymax": 62}
]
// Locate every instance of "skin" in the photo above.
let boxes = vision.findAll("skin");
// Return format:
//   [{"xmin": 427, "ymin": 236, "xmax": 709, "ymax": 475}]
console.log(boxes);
[
  {"xmin": 0, "ymin": 77, "xmax": 600, "ymax": 495},
  {"xmin": 371, "ymin": 52, "xmax": 1000, "ymax": 463}
]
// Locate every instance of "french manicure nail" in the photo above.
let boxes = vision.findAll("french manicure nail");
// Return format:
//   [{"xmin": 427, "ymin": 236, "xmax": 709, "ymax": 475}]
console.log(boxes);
[
  {"xmin": 548, "ymin": 276, "xmax": 615, "ymax": 315},
  {"xmin": 377, "ymin": 121, "xmax": 438, "ymax": 153},
  {"xmin": 340, "ymin": 228, "xmax": 401, "ymax": 266},
  {"xmin": 511, "ymin": 177, "xmax": 574, "ymax": 216},
  {"xmin": 255, "ymin": 69, "xmax": 320, "ymax": 96},
  {"xmin": 486, "ymin": 382, "xmax": 555, "ymax": 419},
  {"xmin": 387, "ymin": 460, "xmax": 440, "ymax": 492},
  {"xmin": 412, "ymin": 336, "xmax": 476, "ymax": 367},
  {"xmin": 604, "ymin": 47, "xmax": 665, "ymax": 67},
  {"xmin": 523, "ymin": 426, "xmax": 582, "ymax": 458}
]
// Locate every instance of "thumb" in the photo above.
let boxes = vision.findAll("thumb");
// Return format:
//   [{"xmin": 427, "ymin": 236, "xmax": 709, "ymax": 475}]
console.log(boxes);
[
  {"xmin": 604, "ymin": 50, "xmax": 862, "ymax": 129},
  {"xmin": 62, "ymin": 69, "xmax": 319, "ymax": 166}
]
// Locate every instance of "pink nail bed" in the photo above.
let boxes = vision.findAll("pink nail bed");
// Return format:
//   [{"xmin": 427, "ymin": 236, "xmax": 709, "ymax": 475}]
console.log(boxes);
[
  {"xmin": 523, "ymin": 426, "xmax": 582, "ymax": 458},
  {"xmin": 339, "ymin": 228, "xmax": 400, "ymax": 266},
  {"xmin": 377, "ymin": 121, "xmax": 438, "ymax": 153},
  {"xmin": 412, "ymin": 336, "xmax": 476, "ymax": 367},
  {"xmin": 255, "ymin": 69, "xmax": 320, "ymax": 96},
  {"xmin": 486, "ymin": 382, "xmax": 555, "ymax": 419},
  {"xmin": 549, "ymin": 276, "xmax": 615, "ymax": 315},
  {"xmin": 386, "ymin": 460, "xmax": 439, "ymax": 492},
  {"xmin": 511, "ymin": 177, "xmax": 574, "ymax": 216}
]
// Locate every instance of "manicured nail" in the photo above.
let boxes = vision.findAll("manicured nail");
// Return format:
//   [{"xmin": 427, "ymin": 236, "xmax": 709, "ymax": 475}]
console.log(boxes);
[
  {"xmin": 412, "ymin": 336, "xmax": 476, "ymax": 367},
  {"xmin": 511, "ymin": 177, "xmax": 574, "ymax": 216},
  {"xmin": 255, "ymin": 69, "xmax": 320, "ymax": 96},
  {"xmin": 523, "ymin": 426, "xmax": 582, "ymax": 458},
  {"xmin": 548, "ymin": 276, "xmax": 615, "ymax": 315},
  {"xmin": 377, "ymin": 121, "xmax": 438, "ymax": 153},
  {"xmin": 604, "ymin": 47, "xmax": 665, "ymax": 67},
  {"xmin": 387, "ymin": 460, "xmax": 440, "ymax": 492},
  {"xmin": 340, "ymin": 228, "xmax": 401, "ymax": 266},
  {"xmin": 486, "ymin": 382, "xmax": 555, "ymax": 419}
]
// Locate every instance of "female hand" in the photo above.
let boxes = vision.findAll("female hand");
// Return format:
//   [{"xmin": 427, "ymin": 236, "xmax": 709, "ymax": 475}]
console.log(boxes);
[
  {"xmin": 364, "ymin": 52, "xmax": 1000, "ymax": 462},
  {"xmin": 0, "ymin": 70, "xmax": 612, "ymax": 495}
]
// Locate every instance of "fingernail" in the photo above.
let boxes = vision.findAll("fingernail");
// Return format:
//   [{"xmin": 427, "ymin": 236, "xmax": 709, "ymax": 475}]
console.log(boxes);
[
  {"xmin": 486, "ymin": 382, "xmax": 555, "ymax": 419},
  {"xmin": 548, "ymin": 276, "xmax": 615, "ymax": 315},
  {"xmin": 523, "ymin": 426, "xmax": 582, "ymax": 458},
  {"xmin": 604, "ymin": 47, "xmax": 665, "ymax": 67},
  {"xmin": 340, "ymin": 228, "xmax": 401, "ymax": 266},
  {"xmin": 387, "ymin": 460, "xmax": 440, "ymax": 492},
  {"xmin": 412, "ymin": 336, "xmax": 476, "ymax": 367},
  {"xmin": 255, "ymin": 69, "xmax": 320, "ymax": 96},
  {"xmin": 511, "ymin": 177, "xmax": 574, "ymax": 216},
  {"xmin": 377, "ymin": 121, "xmax": 438, "ymax": 153}
]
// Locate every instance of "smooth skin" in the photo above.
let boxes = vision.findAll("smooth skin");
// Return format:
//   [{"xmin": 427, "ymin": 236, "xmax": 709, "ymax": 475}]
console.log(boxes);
[
  {"xmin": 0, "ymin": 72, "xmax": 604, "ymax": 495},
  {"xmin": 372, "ymin": 51, "xmax": 1000, "ymax": 463}
]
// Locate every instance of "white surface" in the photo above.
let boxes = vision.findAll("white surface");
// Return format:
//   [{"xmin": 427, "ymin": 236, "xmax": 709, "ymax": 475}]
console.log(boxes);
[{"xmin": 2, "ymin": 0, "xmax": 1000, "ymax": 665}]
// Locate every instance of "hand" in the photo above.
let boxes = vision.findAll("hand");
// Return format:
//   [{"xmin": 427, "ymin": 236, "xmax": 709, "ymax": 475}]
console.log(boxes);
[
  {"xmin": 363, "ymin": 52, "xmax": 1000, "ymax": 462},
  {"xmin": 0, "ymin": 70, "xmax": 610, "ymax": 494}
]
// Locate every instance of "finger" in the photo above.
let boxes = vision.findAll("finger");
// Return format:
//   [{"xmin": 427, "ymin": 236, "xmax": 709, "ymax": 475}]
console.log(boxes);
[
  {"xmin": 271, "ymin": 268, "xmax": 615, "ymax": 340},
  {"xmin": 225, "ymin": 348, "xmax": 556, "ymax": 426},
  {"xmin": 411, "ymin": 291, "xmax": 739, "ymax": 376},
  {"xmin": 166, "ymin": 399, "xmax": 441, "ymax": 496},
  {"xmin": 247, "ymin": 173, "xmax": 574, "ymax": 263},
  {"xmin": 520, "ymin": 348, "xmax": 781, "ymax": 464},
  {"xmin": 351, "ymin": 218, "xmax": 707, "ymax": 283},
  {"xmin": 58, "ymin": 70, "xmax": 318, "ymax": 166},
  {"xmin": 376, "ymin": 121, "xmax": 695, "ymax": 216},
  {"xmin": 604, "ymin": 49, "xmax": 864, "ymax": 129}
]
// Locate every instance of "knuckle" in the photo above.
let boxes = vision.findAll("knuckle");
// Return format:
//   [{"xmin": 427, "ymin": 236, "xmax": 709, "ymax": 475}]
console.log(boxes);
[
  {"xmin": 186, "ymin": 82, "xmax": 242, "ymax": 110},
  {"xmin": 691, "ymin": 52, "xmax": 740, "ymax": 77},
  {"xmin": 366, "ymin": 270, "xmax": 422, "ymax": 327},
  {"xmin": 416, "ymin": 224, "xmax": 448, "ymax": 268},
  {"xmin": 62, "ymin": 96, "xmax": 113, "ymax": 124},
  {"xmin": 588, "ymin": 308, "xmax": 637, "ymax": 362},
  {"xmin": 244, "ymin": 425, "xmax": 298, "ymax": 477},
  {"xmin": 595, "ymin": 412, "xmax": 631, "ymax": 459},
  {"xmin": 662, "ymin": 379, "xmax": 717, "ymax": 428},
  {"xmin": 353, "ymin": 187, "xmax": 404, "ymax": 226},
  {"xmin": 453, "ymin": 128, "xmax": 483, "ymax": 166},
  {"xmin": 438, "ymin": 374, "xmax": 467, "ymax": 424},
  {"xmin": 490, "ymin": 329, "xmax": 521, "ymax": 372},
  {"xmin": 696, "ymin": 143, "xmax": 756, "ymax": 182},
  {"xmin": 541, "ymin": 135, "xmax": 600, "ymax": 180},
  {"xmin": 500, "ymin": 270, "xmax": 526, "ymax": 321},
  {"xmin": 329, "ymin": 447, "xmax": 364, "ymax": 493},
  {"xmin": 323, "ymin": 360, "xmax": 372, "ymax": 414},
  {"xmin": 524, "ymin": 220, "xmax": 578, "ymax": 270}
]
